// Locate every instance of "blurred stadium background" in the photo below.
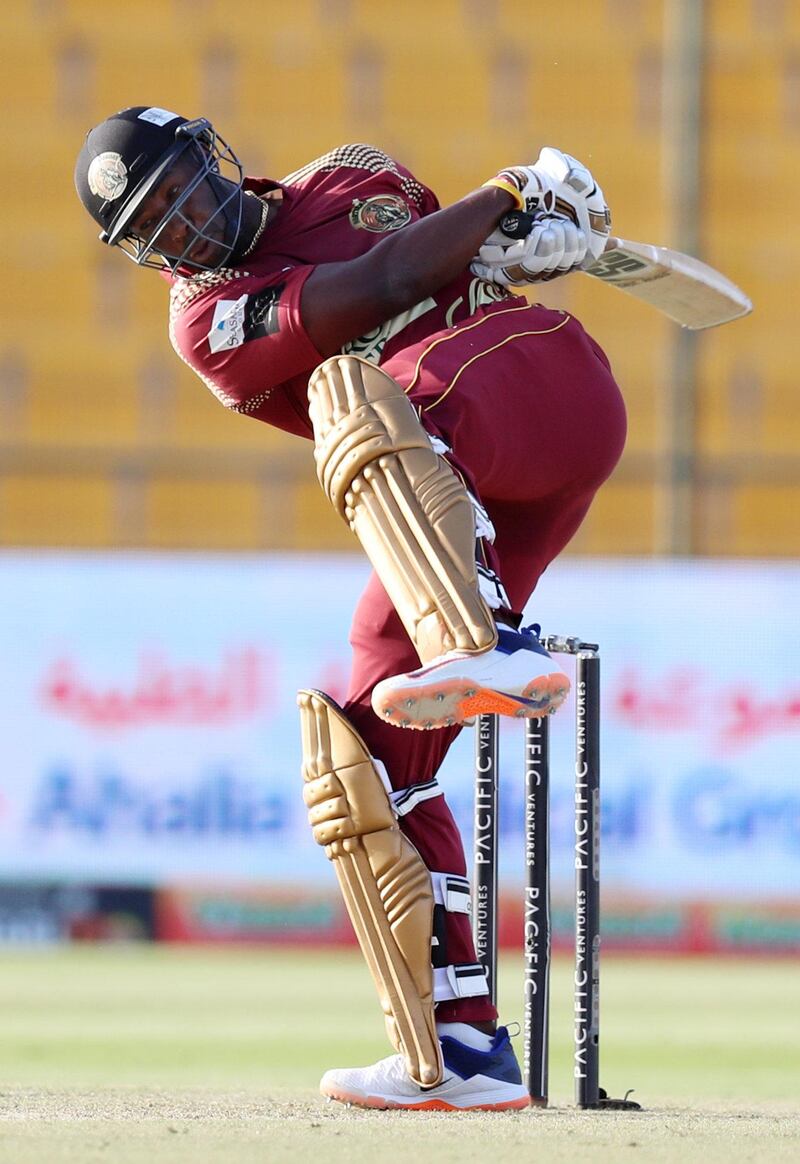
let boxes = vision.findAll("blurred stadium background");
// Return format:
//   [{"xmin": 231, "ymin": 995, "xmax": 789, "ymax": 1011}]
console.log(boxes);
[{"xmin": 1, "ymin": 1, "xmax": 798, "ymax": 977}]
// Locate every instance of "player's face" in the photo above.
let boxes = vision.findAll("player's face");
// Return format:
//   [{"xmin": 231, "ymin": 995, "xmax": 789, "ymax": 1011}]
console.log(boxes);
[{"xmin": 128, "ymin": 155, "xmax": 234, "ymax": 270}]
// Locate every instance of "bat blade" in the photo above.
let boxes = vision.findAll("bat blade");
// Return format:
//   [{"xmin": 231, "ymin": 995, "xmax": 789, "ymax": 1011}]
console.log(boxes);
[{"xmin": 585, "ymin": 237, "xmax": 753, "ymax": 329}]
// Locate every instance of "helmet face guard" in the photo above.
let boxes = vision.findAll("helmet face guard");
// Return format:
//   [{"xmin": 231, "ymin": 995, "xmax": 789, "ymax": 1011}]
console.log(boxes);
[
  {"xmin": 76, "ymin": 109, "xmax": 246, "ymax": 274},
  {"xmin": 106, "ymin": 119, "xmax": 245, "ymax": 273}
]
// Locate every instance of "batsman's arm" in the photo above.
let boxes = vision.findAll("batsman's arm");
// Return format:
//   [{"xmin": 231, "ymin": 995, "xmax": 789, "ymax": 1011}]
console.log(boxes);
[{"xmin": 300, "ymin": 186, "xmax": 516, "ymax": 358}]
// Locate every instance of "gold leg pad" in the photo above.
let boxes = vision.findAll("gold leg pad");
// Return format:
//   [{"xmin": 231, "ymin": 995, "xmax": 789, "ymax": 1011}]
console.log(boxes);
[
  {"xmin": 298, "ymin": 688, "xmax": 443, "ymax": 1088},
  {"xmin": 308, "ymin": 356, "xmax": 497, "ymax": 662}
]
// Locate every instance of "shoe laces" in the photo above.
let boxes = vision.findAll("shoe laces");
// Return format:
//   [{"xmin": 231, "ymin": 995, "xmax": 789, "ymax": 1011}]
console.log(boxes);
[{"xmin": 521, "ymin": 623, "xmax": 542, "ymax": 641}]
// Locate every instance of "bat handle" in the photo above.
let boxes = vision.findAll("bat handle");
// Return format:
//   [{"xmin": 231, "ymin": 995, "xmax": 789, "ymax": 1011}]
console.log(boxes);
[
  {"xmin": 497, "ymin": 210, "xmax": 618, "ymax": 256},
  {"xmin": 497, "ymin": 210, "xmax": 535, "ymax": 239}
]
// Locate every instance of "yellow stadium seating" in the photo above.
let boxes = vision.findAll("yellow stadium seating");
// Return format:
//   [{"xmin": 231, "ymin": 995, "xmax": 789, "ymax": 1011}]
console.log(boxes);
[
  {"xmin": 25, "ymin": 344, "xmax": 141, "ymax": 447},
  {"xmin": 697, "ymin": 325, "xmax": 800, "ymax": 457},
  {"xmin": 144, "ymin": 476, "xmax": 266, "ymax": 550},
  {"xmin": 732, "ymin": 484, "xmax": 800, "ymax": 556},
  {"xmin": 708, "ymin": 0, "xmax": 796, "ymax": 48},
  {"xmin": 0, "ymin": 0, "xmax": 796, "ymax": 554},
  {"xmin": 294, "ymin": 480, "xmax": 360, "ymax": 552},
  {"xmin": 0, "ymin": 473, "xmax": 114, "ymax": 547},
  {"xmin": 566, "ymin": 479, "xmax": 657, "ymax": 556},
  {"xmin": 494, "ymin": 0, "xmax": 667, "ymax": 44}
]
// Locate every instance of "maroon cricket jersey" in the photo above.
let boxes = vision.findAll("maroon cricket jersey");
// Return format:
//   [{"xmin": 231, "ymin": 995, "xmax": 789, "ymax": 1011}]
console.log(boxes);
[
  {"xmin": 165, "ymin": 147, "xmax": 628, "ymax": 1029},
  {"xmin": 167, "ymin": 145, "xmax": 519, "ymax": 438}
]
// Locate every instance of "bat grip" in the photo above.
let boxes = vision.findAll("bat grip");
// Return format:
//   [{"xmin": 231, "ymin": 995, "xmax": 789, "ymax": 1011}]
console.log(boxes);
[
  {"xmin": 498, "ymin": 209, "xmax": 617, "ymax": 255},
  {"xmin": 497, "ymin": 210, "xmax": 535, "ymax": 239}
]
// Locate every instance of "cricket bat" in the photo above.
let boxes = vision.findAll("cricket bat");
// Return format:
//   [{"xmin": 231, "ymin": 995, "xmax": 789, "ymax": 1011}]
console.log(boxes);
[{"xmin": 498, "ymin": 211, "xmax": 753, "ymax": 330}]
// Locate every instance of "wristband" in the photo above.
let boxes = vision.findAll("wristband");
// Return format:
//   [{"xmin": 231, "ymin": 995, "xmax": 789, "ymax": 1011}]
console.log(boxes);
[{"xmin": 482, "ymin": 175, "xmax": 525, "ymax": 211}]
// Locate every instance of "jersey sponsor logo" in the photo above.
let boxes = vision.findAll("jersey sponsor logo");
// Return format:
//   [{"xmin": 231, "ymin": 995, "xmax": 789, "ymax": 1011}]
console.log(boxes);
[
  {"xmin": 208, "ymin": 295, "xmax": 248, "ymax": 353},
  {"xmin": 87, "ymin": 152, "xmax": 128, "ymax": 202},
  {"xmin": 349, "ymin": 194, "xmax": 412, "ymax": 233},
  {"xmin": 206, "ymin": 286, "xmax": 286, "ymax": 354}
]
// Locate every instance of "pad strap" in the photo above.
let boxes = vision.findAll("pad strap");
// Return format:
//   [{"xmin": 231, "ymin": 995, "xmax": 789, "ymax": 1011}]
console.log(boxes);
[
  {"xmin": 433, "ymin": 963, "xmax": 489, "ymax": 1001},
  {"xmin": 390, "ymin": 778, "xmax": 443, "ymax": 818},
  {"xmin": 431, "ymin": 872, "xmax": 472, "ymax": 915}
]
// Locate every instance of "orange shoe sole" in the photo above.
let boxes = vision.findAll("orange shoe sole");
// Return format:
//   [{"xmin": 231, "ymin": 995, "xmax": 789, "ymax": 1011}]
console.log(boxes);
[
  {"xmin": 374, "ymin": 672, "xmax": 570, "ymax": 730},
  {"xmin": 322, "ymin": 1085, "xmax": 531, "ymax": 1111}
]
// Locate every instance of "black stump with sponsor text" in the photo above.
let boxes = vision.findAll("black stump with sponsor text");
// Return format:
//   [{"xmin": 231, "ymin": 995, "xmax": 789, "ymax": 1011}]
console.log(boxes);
[{"xmin": 472, "ymin": 637, "xmax": 642, "ymax": 1111}]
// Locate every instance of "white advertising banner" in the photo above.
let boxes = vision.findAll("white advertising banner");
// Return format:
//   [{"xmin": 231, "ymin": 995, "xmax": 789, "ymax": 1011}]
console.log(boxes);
[{"xmin": 1, "ymin": 551, "xmax": 798, "ymax": 902}]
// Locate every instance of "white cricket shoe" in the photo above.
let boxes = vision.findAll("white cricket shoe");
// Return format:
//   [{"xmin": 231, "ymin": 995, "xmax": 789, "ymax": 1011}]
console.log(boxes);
[
  {"xmin": 320, "ymin": 1026, "xmax": 530, "ymax": 1111},
  {"xmin": 371, "ymin": 624, "xmax": 570, "ymax": 730}
]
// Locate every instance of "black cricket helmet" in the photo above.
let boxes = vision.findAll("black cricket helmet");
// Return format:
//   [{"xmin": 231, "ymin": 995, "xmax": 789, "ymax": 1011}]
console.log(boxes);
[{"xmin": 74, "ymin": 106, "xmax": 245, "ymax": 272}]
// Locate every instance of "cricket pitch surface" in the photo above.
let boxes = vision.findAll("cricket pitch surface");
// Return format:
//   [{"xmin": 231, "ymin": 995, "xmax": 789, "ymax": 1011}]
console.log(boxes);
[{"xmin": 0, "ymin": 947, "xmax": 798, "ymax": 1163}]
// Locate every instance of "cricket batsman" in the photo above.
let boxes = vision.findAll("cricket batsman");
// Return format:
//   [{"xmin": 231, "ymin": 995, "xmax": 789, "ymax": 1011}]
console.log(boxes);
[{"xmin": 75, "ymin": 107, "xmax": 626, "ymax": 1110}]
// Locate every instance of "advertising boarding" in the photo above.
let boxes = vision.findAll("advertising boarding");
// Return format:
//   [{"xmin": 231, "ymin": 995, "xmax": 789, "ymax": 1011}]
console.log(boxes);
[{"xmin": 0, "ymin": 551, "xmax": 797, "ymax": 951}]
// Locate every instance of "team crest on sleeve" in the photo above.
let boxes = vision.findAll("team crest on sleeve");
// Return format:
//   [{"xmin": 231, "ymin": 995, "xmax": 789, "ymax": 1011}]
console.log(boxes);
[
  {"xmin": 349, "ymin": 195, "xmax": 412, "ymax": 233},
  {"xmin": 87, "ymin": 152, "xmax": 128, "ymax": 202}
]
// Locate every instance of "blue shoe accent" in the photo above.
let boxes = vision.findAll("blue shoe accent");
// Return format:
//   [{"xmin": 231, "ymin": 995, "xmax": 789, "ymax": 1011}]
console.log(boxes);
[
  {"xmin": 514, "ymin": 692, "xmax": 551, "ymax": 710},
  {"xmin": 440, "ymin": 1026, "xmax": 523, "ymax": 1085},
  {"xmin": 495, "ymin": 624, "xmax": 552, "ymax": 660}
]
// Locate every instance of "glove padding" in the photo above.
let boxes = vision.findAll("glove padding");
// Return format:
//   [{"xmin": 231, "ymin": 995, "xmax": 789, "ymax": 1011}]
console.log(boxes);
[
  {"xmin": 471, "ymin": 215, "xmax": 588, "ymax": 286},
  {"xmin": 482, "ymin": 147, "xmax": 610, "ymax": 272},
  {"xmin": 533, "ymin": 147, "xmax": 610, "ymax": 263}
]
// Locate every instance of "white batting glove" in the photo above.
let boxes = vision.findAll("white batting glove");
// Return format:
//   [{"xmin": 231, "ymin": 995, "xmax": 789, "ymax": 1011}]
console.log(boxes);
[
  {"xmin": 532, "ymin": 147, "xmax": 611, "ymax": 264},
  {"xmin": 471, "ymin": 215, "xmax": 588, "ymax": 286},
  {"xmin": 484, "ymin": 149, "xmax": 610, "ymax": 267}
]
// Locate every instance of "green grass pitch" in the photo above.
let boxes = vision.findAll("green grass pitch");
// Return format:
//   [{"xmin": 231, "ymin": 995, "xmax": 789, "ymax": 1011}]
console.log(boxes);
[{"xmin": 0, "ymin": 946, "xmax": 798, "ymax": 1163}]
